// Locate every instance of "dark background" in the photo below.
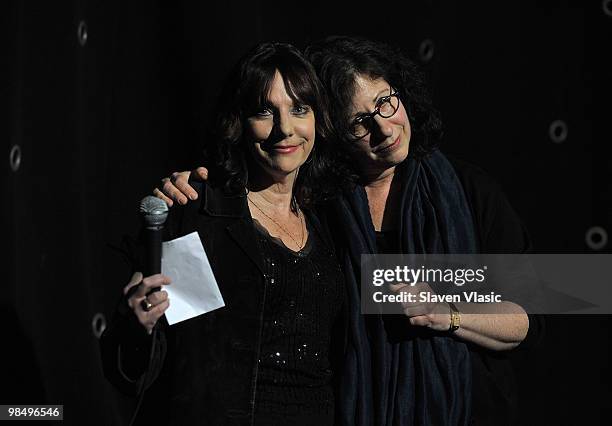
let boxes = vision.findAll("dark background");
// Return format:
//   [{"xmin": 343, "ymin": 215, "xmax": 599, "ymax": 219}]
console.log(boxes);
[{"xmin": 3, "ymin": 0, "xmax": 611, "ymax": 424}]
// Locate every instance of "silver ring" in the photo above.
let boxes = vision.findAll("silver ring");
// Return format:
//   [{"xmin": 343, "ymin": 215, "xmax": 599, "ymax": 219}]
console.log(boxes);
[
  {"xmin": 603, "ymin": 0, "xmax": 612, "ymax": 17},
  {"xmin": 91, "ymin": 313, "xmax": 107, "ymax": 339},
  {"xmin": 9, "ymin": 144, "xmax": 21, "ymax": 172},
  {"xmin": 141, "ymin": 297, "xmax": 153, "ymax": 312},
  {"xmin": 418, "ymin": 39, "xmax": 435, "ymax": 63},
  {"xmin": 77, "ymin": 20, "xmax": 88, "ymax": 46},
  {"xmin": 585, "ymin": 226, "xmax": 608, "ymax": 251},
  {"xmin": 549, "ymin": 120, "xmax": 568, "ymax": 143}
]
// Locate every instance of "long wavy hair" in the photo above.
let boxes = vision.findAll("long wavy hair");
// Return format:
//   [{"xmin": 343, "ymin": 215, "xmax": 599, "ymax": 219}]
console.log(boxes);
[
  {"xmin": 306, "ymin": 36, "xmax": 443, "ymax": 160},
  {"xmin": 205, "ymin": 42, "xmax": 344, "ymax": 208}
]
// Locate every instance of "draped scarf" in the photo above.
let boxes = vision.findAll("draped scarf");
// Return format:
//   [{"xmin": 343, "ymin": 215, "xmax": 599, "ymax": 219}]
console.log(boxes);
[{"xmin": 333, "ymin": 150, "xmax": 478, "ymax": 426}]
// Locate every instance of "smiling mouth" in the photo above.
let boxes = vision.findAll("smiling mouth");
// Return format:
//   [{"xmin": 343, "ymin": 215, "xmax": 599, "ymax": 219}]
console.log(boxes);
[
  {"xmin": 373, "ymin": 136, "xmax": 401, "ymax": 153},
  {"xmin": 268, "ymin": 142, "xmax": 302, "ymax": 154}
]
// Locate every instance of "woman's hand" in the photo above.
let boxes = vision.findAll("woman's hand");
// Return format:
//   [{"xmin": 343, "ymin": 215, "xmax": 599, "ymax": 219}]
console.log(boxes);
[
  {"xmin": 123, "ymin": 272, "xmax": 172, "ymax": 334},
  {"xmin": 152, "ymin": 167, "xmax": 209, "ymax": 207},
  {"xmin": 390, "ymin": 282, "xmax": 451, "ymax": 331},
  {"xmin": 391, "ymin": 282, "xmax": 529, "ymax": 350}
]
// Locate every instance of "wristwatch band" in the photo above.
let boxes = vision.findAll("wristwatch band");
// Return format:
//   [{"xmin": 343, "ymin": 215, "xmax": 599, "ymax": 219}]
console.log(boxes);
[{"xmin": 448, "ymin": 302, "xmax": 460, "ymax": 332}]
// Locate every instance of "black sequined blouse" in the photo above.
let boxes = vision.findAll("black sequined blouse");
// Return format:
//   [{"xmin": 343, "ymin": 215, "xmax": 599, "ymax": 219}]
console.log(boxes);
[{"xmin": 251, "ymin": 215, "xmax": 344, "ymax": 426}]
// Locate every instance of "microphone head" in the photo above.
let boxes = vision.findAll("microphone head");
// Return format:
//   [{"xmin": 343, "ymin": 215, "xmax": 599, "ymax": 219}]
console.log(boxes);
[{"xmin": 139, "ymin": 196, "xmax": 169, "ymax": 228}]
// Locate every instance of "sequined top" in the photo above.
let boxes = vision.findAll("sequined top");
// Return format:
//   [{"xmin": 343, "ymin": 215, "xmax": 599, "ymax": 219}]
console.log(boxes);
[{"xmin": 252, "ymin": 215, "xmax": 344, "ymax": 425}]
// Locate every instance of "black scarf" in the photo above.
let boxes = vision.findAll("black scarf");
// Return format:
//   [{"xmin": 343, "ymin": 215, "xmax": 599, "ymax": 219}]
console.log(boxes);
[{"xmin": 333, "ymin": 150, "xmax": 477, "ymax": 426}]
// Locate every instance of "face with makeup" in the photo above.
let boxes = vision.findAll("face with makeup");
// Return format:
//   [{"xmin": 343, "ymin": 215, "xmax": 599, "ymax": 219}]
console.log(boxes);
[
  {"xmin": 245, "ymin": 70, "xmax": 316, "ymax": 182},
  {"xmin": 346, "ymin": 74, "xmax": 411, "ymax": 177}
]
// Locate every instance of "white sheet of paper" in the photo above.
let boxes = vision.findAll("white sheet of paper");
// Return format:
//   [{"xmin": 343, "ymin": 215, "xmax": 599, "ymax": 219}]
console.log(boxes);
[{"xmin": 160, "ymin": 232, "xmax": 225, "ymax": 325}]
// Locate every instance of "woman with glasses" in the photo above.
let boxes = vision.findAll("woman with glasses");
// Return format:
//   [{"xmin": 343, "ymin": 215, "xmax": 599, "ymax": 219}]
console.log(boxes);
[
  {"xmin": 101, "ymin": 42, "xmax": 351, "ymax": 426},
  {"xmin": 306, "ymin": 37, "xmax": 540, "ymax": 426},
  {"xmin": 153, "ymin": 36, "xmax": 541, "ymax": 426}
]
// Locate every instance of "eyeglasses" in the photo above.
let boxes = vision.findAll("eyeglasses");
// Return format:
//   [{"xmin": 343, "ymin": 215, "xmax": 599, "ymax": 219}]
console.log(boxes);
[{"xmin": 347, "ymin": 90, "xmax": 400, "ymax": 140}]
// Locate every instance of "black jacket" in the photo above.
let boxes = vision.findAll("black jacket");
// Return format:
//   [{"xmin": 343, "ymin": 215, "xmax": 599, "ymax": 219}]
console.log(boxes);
[
  {"xmin": 100, "ymin": 181, "xmax": 341, "ymax": 426},
  {"xmin": 447, "ymin": 155, "xmax": 544, "ymax": 426}
]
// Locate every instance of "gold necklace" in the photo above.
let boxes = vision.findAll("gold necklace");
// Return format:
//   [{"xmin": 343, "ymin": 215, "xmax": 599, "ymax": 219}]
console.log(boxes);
[{"xmin": 247, "ymin": 196, "xmax": 305, "ymax": 250}]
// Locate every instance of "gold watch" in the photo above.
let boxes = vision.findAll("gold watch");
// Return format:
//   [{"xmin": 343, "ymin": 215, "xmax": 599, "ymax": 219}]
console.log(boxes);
[{"xmin": 448, "ymin": 302, "xmax": 460, "ymax": 332}]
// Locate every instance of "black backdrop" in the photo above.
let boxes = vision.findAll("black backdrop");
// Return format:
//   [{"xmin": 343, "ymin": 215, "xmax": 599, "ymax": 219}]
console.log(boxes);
[{"xmin": 3, "ymin": 1, "xmax": 611, "ymax": 424}]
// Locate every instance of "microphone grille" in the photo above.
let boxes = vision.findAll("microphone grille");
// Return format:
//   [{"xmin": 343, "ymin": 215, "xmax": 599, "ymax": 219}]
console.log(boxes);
[{"xmin": 139, "ymin": 195, "xmax": 169, "ymax": 227}]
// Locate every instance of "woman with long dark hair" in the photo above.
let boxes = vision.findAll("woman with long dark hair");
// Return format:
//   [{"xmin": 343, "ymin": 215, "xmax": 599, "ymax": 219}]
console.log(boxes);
[{"xmin": 101, "ymin": 42, "xmax": 348, "ymax": 426}]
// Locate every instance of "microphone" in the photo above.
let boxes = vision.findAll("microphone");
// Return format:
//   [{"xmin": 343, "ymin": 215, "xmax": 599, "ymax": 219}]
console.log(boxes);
[
  {"xmin": 129, "ymin": 196, "xmax": 169, "ymax": 426},
  {"xmin": 139, "ymin": 196, "xmax": 169, "ymax": 278}
]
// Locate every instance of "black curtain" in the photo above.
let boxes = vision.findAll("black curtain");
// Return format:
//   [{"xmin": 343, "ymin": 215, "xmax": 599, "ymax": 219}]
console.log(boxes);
[{"xmin": 3, "ymin": 1, "xmax": 610, "ymax": 424}]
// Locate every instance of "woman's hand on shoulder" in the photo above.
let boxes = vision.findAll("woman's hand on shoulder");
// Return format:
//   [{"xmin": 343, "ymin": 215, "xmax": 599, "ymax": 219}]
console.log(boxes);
[
  {"xmin": 123, "ymin": 271, "xmax": 172, "ymax": 334},
  {"xmin": 153, "ymin": 167, "xmax": 209, "ymax": 207}
]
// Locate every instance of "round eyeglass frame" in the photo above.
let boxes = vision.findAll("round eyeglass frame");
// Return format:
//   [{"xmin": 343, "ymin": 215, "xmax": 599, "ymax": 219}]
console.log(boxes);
[{"xmin": 347, "ymin": 90, "xmax": 401, "ymax": 141}]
